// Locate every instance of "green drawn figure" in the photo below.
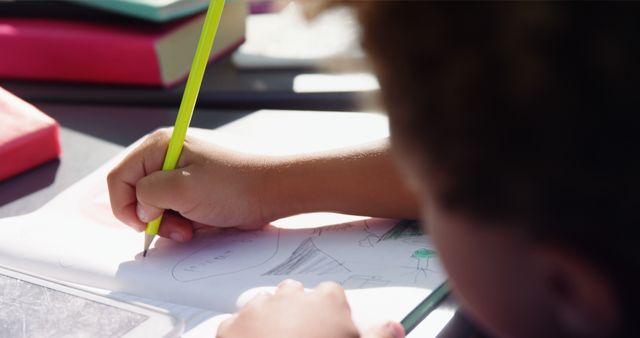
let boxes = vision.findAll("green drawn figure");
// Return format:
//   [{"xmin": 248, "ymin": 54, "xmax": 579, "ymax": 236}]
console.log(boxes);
[{"xmin": 411, "ymin": 248, "xmax": 437, "ymax": 283}]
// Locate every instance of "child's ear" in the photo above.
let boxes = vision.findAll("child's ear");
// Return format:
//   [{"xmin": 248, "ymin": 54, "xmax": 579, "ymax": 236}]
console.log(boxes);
[{"xmin": 535, "ymin": 245, "xmax": 620, "ymax": 337}]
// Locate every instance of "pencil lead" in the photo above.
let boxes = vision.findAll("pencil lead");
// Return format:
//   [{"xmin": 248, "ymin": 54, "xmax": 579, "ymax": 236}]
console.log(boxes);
[{"xmin": 143, "ymin": 233, "xmax": 154, "ymax": 258}]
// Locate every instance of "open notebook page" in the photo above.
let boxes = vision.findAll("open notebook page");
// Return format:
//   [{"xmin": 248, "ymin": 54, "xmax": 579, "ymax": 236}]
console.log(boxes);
[{"xmin": 0, "ymin": 110, "xmax": 447, "ymax": 333}]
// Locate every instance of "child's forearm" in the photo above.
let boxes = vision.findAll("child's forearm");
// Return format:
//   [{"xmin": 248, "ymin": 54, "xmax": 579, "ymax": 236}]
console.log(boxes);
[{"xmin": 261, "ymin": 139, "xmax": 420, "ymax": 220}]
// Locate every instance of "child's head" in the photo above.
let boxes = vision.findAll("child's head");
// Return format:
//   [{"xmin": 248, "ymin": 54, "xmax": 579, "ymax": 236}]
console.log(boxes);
[{"xmin": 339, "ymin": 2, "xmax": 638, "ymax": 337}]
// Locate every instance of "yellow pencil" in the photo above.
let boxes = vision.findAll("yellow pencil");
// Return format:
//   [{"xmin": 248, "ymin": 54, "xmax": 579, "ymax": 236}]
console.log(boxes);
[{"xmin": 143, "ymin": 0, "xmax": 225, "ymax": 257}]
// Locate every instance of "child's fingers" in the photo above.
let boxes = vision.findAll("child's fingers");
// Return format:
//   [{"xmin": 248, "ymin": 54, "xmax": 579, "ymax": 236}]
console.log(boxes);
[
  {"xmin": 107, "ymin": 160, "xmax": 145, "ymax": 230},
  {"xmin": 107, "ymin": 176, "xmax": 146, "ymax": 232},
  {"xmin": 107, "ymin": 131, "xmax": 172, "ymax": 230},
  {"xmin": 361, "ymin": 321, "xmax": 405, "ymax": 338},
  {"xmin": 135, "ymin": 167, "xmax": 196, "ymax": 216},
  {"xmin": 275, "ymin": 279, "xmax": 304, "ymax": 295},
  {"xmin": 314, "ymin": 281, "xmax": 348, "ymax": 302},
  {"xmin": 216, "ymin": 313, "xmax": 238, "ymax": 338},
  {"xmin": 156, "ymin": 211, "xmax": 194, "ymax": 242}
]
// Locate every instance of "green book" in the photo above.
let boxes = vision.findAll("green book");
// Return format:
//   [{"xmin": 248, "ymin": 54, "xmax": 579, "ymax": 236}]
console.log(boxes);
[{"xmin": 70, "ymin": 0, "xmax": 211, "ymax": 23}]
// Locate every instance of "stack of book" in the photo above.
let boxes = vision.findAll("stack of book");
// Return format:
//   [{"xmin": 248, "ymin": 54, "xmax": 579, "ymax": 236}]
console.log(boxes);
[{"xmin": 0, "ymin": 0, "xmax": 246, "ymax": 87}]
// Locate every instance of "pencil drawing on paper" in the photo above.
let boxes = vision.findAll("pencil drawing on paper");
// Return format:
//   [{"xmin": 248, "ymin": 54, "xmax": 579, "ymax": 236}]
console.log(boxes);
[
  {"xmin": 167, "ymin": 218, "xmax": 439, "ymax": 287},
  {"xmin": 378, "ymin": 220, "xmax": 422, "ymax": 242},
  {"xmin": 340, "ymin": 275, "xmax": 390, "ymax": 288},
  {"xmin": 171, "ymin": 229, "xmax": 281, "ymax": 282},
  {"xmin": 358, "ymin": 219, "xmax": 423, "ymax": 247},
  {"xmin": 357, "ymin": 220, "xmax": 381, "ymax": 247},
  {"xmin": 263, "ymin": 237, "xmax": 351, "ymax": 276},
  {"xmin": 312, "ymin": 222, "xmax": 357, "ymax": 236},
  {"xmin": 409, "ymin": 248, "xmax": 438, "ymax": 283}
]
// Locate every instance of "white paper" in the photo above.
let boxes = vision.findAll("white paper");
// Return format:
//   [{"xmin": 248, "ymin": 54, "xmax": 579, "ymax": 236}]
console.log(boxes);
[
  {"xmin": 232, "ymin": 3, "xmax": 364, "ymax": 69},
  {"xmin": 0, "ymin": 110, "xmax": 447, "ymax": 335},
  {"xmin": 0, "ymin": 210, "xmax": 445, "ymax": 313}
]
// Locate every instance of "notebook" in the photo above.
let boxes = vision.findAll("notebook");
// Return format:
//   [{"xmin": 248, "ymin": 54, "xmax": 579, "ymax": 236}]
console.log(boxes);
[{"xmin": 0, "ymin": 110, "xmax": 447, "ymax": 336}]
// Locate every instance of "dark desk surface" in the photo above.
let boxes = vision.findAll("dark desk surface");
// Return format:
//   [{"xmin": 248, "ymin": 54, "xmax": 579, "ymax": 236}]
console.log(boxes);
[
  {"xmin": 0, "ymin": 104, "xmax": 483, "ymax": 338},
  {"xmin": 0, "ymin": 56, "xmax": 377, "ymax": 112}
]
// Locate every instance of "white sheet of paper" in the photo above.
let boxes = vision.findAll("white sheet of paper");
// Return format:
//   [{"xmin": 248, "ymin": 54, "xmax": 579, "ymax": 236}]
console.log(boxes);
[
  {"xmin": 0, "ymin": 110, "xmax": 447, "ymax": 334},
  {"xmin": 232, "ymin": 3, "xmax": 364, "ymax": 69}
]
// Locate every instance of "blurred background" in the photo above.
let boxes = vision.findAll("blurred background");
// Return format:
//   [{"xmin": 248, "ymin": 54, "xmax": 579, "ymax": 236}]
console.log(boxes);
[{"xmin": 0, "ymin": 0, "xmax": 380, "ymax": 111}]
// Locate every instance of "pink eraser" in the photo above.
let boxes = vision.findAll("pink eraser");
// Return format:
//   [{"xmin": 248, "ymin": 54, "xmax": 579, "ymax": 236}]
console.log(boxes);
[{"xmin": 0, "ymin": 87, "xmax": 61, "ymax": 181}]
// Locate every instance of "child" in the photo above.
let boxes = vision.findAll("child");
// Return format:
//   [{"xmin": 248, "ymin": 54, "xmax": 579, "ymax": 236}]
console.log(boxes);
[{"xmin": 108, "ymin": 2, "xmax": 639, "ymax": 338}]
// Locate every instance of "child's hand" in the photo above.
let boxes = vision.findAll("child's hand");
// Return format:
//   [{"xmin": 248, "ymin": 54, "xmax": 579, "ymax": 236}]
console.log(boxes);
[
  {"xmin": 108, "ymin": 129, "xmax": 419, "ymax": 243},
  {"xmin": 216, "ymin": 279, "xmax": 405, "ymax": 338},
  {"xmin": 107, "ymin": 129, "xmax": 279, "ymax": 242}
]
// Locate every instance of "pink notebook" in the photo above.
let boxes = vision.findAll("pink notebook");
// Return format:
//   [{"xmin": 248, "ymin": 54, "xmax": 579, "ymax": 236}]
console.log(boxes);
[{"xmin": 0, "ymin": 87, "xmax": 61, "ymax": 181}]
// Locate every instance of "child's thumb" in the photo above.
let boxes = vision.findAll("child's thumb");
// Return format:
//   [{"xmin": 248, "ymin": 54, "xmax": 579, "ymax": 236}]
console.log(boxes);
[
  {"xmin": 361, "ymin": 321, "xmax": 405, "ymax": 338},
  {"xmin": 135, "ymin": 168, "xmax": 194, "ymax": 222}
]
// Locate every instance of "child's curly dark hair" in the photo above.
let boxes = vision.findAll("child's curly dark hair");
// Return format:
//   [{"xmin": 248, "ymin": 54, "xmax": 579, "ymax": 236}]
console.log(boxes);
[{"xmin": 317, "ymin": 1, "xmax": 640, "ymax": 336}]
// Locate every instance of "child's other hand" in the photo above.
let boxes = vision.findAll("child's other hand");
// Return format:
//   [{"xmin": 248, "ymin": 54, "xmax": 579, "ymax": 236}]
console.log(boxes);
[
  {"xmin": 216, "ymin": 279, "xmax": 405, "ymax": 338},
  {"xmin": 107, "ymin": 129, "xmax": 278, "ymax": 242}
]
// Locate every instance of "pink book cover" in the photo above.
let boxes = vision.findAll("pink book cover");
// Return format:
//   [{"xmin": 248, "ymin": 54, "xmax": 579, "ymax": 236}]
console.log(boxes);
[
  {"xmin": 0, "ymin": 15, "xmax": 211, "ymax": 86},
  {"xmin": 0, "ymin": 87, "xmax": 61, "ymax": 181}
]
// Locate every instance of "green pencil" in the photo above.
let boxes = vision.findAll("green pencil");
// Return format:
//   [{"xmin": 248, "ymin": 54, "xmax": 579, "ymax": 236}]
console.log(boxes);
[
  {"xmin": 143, "ymin": 0, "xmax": 225, "ymax": 257},
  {"xmin": 401, "ymin": 281, "xmax": 451, "ymax": 334}
]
